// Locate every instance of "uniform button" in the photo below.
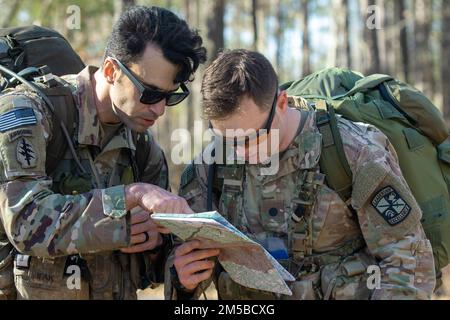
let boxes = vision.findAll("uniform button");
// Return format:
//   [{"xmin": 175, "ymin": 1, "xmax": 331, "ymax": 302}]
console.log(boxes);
[{"xmin": 268, "ymin": 208, "xmax": 278, "ymax": 217}]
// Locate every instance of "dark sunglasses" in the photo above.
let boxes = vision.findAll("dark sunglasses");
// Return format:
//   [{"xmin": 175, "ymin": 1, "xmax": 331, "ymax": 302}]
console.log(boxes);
[
  {"xmin": 209, "ymin": 83, "xmax": 279, "ymax": 148},
  {"xmin": 111, "ymin": 57, "xmax": 190, "ymax": 106}
]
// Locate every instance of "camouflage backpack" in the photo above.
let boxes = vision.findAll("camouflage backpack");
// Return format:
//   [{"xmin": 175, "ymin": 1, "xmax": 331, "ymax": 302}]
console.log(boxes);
[
  {"xmin": 281, "ymin": 67, "xmax": 450, "ymax": 274},
  {"xmin": 0, "ymin": 25, "xmax": 87, "ymax": 300}
]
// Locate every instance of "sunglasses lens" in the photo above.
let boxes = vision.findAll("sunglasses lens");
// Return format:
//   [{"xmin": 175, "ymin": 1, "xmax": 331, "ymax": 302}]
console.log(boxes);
[
  {"xmin": 140, "ymin": 89, "xmax": 189, "ymax": 106},
  {"xmin": 166, "ymin": 92, "xmax": 189, "ymax": 106},
  {"xmin": 140, "ymin": 90, "xmax": 166, "ymax": 105}
]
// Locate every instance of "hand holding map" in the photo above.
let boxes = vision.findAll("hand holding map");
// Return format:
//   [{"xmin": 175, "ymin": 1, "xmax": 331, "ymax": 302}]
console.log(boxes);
[{"xmin": 151, "ymin": 211, "xmax": 295, "ymax": 296}]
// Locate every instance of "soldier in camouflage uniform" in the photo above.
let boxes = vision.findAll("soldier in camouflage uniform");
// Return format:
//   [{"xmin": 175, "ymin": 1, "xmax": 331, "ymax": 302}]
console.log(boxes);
[
  {"xmin": 165, "ymin": 49, "xmax": 436, "ymax": 300},
  {"xmin": 0, "ymin": 6, "xmax": 206, "ymax": 299}
]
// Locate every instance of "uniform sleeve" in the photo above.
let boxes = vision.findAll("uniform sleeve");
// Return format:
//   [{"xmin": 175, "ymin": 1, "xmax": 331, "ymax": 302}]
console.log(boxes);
[
  {"xmin": 0, "ymin": 92, "xmax": 130, "ymax": 258},
  {"xmin": 339, "ymin": 118, "xmax": 436, "ymax": 300}
]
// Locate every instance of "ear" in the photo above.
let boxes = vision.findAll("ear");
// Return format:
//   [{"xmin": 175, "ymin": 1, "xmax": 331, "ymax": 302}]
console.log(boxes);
[
  {"xmin": 102, "ymin": 58, "xmax": 117, "ymax": 84},
  {"xmin": 276, "ymin": 90, "xmax": 289, "ymax": 113}
]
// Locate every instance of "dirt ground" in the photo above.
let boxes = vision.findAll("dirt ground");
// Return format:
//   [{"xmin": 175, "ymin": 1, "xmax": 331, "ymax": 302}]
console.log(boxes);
[
  {"xmin": 138, "ymin": 265, "xmax": 450, "ymax": 300},
  {"xmin": 138, "ymin": 283, "xmax": 217, "ymax": 300},
  {"xmin": 433, "ymin": 265, "xmax": 450, "ymax": 300}
]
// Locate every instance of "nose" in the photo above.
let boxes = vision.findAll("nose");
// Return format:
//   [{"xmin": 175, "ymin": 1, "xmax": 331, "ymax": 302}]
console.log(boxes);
[{"xmin": 151, "ymin": 99, "xmax": 166, "ymax": 117}]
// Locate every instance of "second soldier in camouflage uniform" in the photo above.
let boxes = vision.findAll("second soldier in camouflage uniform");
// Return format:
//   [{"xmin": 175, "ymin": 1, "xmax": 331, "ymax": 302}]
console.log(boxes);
[
  {"xmin": 166, "ymin": 49, "xmax": 436, "ymax": 300},
  {"xmin": 0, "ymin": 6, "xmax": 206, "ymax": 299}
]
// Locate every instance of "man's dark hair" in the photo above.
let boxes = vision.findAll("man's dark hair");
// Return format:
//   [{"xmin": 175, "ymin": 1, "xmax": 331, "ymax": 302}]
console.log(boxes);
[
  {"xmin": 201, "ymin": 49, "xmax": 278, "ymax": 120},
  {"xmin": 104, "ymin": 6, "xmax": 207, "ymax": 83}
]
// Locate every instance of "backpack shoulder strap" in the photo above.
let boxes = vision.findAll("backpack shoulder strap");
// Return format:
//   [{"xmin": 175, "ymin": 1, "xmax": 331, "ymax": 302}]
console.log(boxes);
[
  {"xmin": 42, "ymin": 83, "xmax": 77, "ymax": 174},
  {"xmin": 0, "ymin": 64, "xmax": 85, "ymax": 176},
  {"xmin": 315, "ymin": 100, "xmax": 353, "ymax": 202},
  {"xmin": 130, "ymin": 130, "xmax": 170, "ymax": 190}
]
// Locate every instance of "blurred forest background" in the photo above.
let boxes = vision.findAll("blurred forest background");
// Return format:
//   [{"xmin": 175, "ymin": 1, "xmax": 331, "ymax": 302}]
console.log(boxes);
[
  {"xmin": 2, "ymin": 0, "xmax": 450, "ymax": 299},
  {"xmin": 1, "ymin": 0, "xmax": 449, "ymax": 191}
]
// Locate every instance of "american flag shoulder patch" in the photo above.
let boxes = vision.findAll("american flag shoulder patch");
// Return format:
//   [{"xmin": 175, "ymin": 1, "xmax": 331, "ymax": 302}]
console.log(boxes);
[{"xmin": 0, "ymin": 108, "xmax": 37, "ymax": 133}]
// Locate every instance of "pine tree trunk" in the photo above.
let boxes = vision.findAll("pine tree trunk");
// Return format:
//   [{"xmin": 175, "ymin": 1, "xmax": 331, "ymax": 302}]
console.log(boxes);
[
  {"xmin": 252, "ymin": 0, "xmax": 258, "ymax": 51},
  {"xmin": 414, "ymin": 0, "xmax": 434, "ymax": 97},
  {"xmin": 328, "ymin": 0, "xmax": 339, "ymax": 67},
  {"xmin": 384, "ymin": 1, "xmax": 395, "ymax": 75},
  {"xmin": 207, "ymin": 0, "xmax": 225, "ymax": 62},
  {"xmin": 335, "ymin": 0, "xmax": 351, "ymax": 68},
  {"xmin": 275, "ymin": 0, "xmax": 283, "ymax": 73},
  {"xmin": 394, "ymin": 0, "xmax": 410, "ymax": 82},
  {"xmin": 256, "ymin": 1, "xmax": 266, "ymax": 52},
  {"xmin": 301, "ymin": 0, "xmax": 311, "ymax": 75},
  {"xmin": 442, "ymin": 1, "xmax": 450, "ymax": 118},
  {"xmin": 344, "ymin": 0, "xmax": 351, "ymax": 69},
  {"xmin": 363, "ymin": 0, "xmax": 381, "ymax": 74}
]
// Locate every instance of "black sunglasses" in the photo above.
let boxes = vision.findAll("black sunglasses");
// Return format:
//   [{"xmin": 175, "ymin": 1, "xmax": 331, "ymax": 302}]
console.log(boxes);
[{"xmin": 111, "ymin": 57, "xmax": 190, "ymax": 106}]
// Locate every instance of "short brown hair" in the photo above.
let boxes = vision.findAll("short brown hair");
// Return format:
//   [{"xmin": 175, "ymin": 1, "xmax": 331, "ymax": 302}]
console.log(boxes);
[{"xmin": 201, "ymin": 49, "xmax": 278, "ymax": 120}]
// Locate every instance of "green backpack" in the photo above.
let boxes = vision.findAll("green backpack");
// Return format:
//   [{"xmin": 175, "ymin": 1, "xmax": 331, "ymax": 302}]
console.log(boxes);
[{"xmin": 282, "ymin": 67, "xmax": 450, "ymax": 274}]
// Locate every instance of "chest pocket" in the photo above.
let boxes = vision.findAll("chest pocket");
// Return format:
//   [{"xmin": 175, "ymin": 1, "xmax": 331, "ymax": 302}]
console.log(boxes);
[
  {"xmin": 116, "ymin": 149, "xmax": 136, "ymax": 186},
  {"xmin": 258, "ymin": 169, "xmax": 304, "ymax": 235},
  {"xmin": 51, "ymin": 148, "xmax": 135, "ymax": 195}
]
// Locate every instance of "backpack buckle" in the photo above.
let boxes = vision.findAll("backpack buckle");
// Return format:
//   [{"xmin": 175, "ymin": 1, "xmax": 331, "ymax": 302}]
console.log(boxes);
[{"xmin": 33, "ymin": 66, "xmax": 58, "ymax": 87}]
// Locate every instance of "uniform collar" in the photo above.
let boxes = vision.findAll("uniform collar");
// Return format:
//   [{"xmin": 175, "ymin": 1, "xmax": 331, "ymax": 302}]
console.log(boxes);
[
  {"xmin": 74, "ymin": 65, "xmax": 136, "ymax": 152},
  {"xmin": 280, "ymin": 110, "xmax": 321, "ymax": 170},
  {"xmin": 101, "ymin": 125, "xmax": 136, "ymax": 153}
]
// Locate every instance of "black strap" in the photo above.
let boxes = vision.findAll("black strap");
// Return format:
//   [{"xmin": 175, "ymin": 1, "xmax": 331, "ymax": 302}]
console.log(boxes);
[
  {"xmin": 207, "ymin": 148, "xmax": 216, "ymax": 211},
  {"xmin": 315, "ymin": 102, "xmax": 353, "ymax": 202},
  {"xmin": 44, "ymin": 85, "xmax": 78, "ymax": 174}
]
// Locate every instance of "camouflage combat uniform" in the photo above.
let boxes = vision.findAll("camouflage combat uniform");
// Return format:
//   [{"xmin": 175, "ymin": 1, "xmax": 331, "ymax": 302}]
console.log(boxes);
[
  {"xmin": 0, "ymin": 66, "xmax": 169, "ymax": 299},
  {"xmin": 166, "ymin": 109, "xmax": 436, "ymax": 300}
]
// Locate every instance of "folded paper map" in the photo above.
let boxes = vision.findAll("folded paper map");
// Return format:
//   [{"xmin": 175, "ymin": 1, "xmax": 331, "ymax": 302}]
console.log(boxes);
[{"xmin": 151, "ymin": 211, "xmax": 295, "ymax": 296}]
